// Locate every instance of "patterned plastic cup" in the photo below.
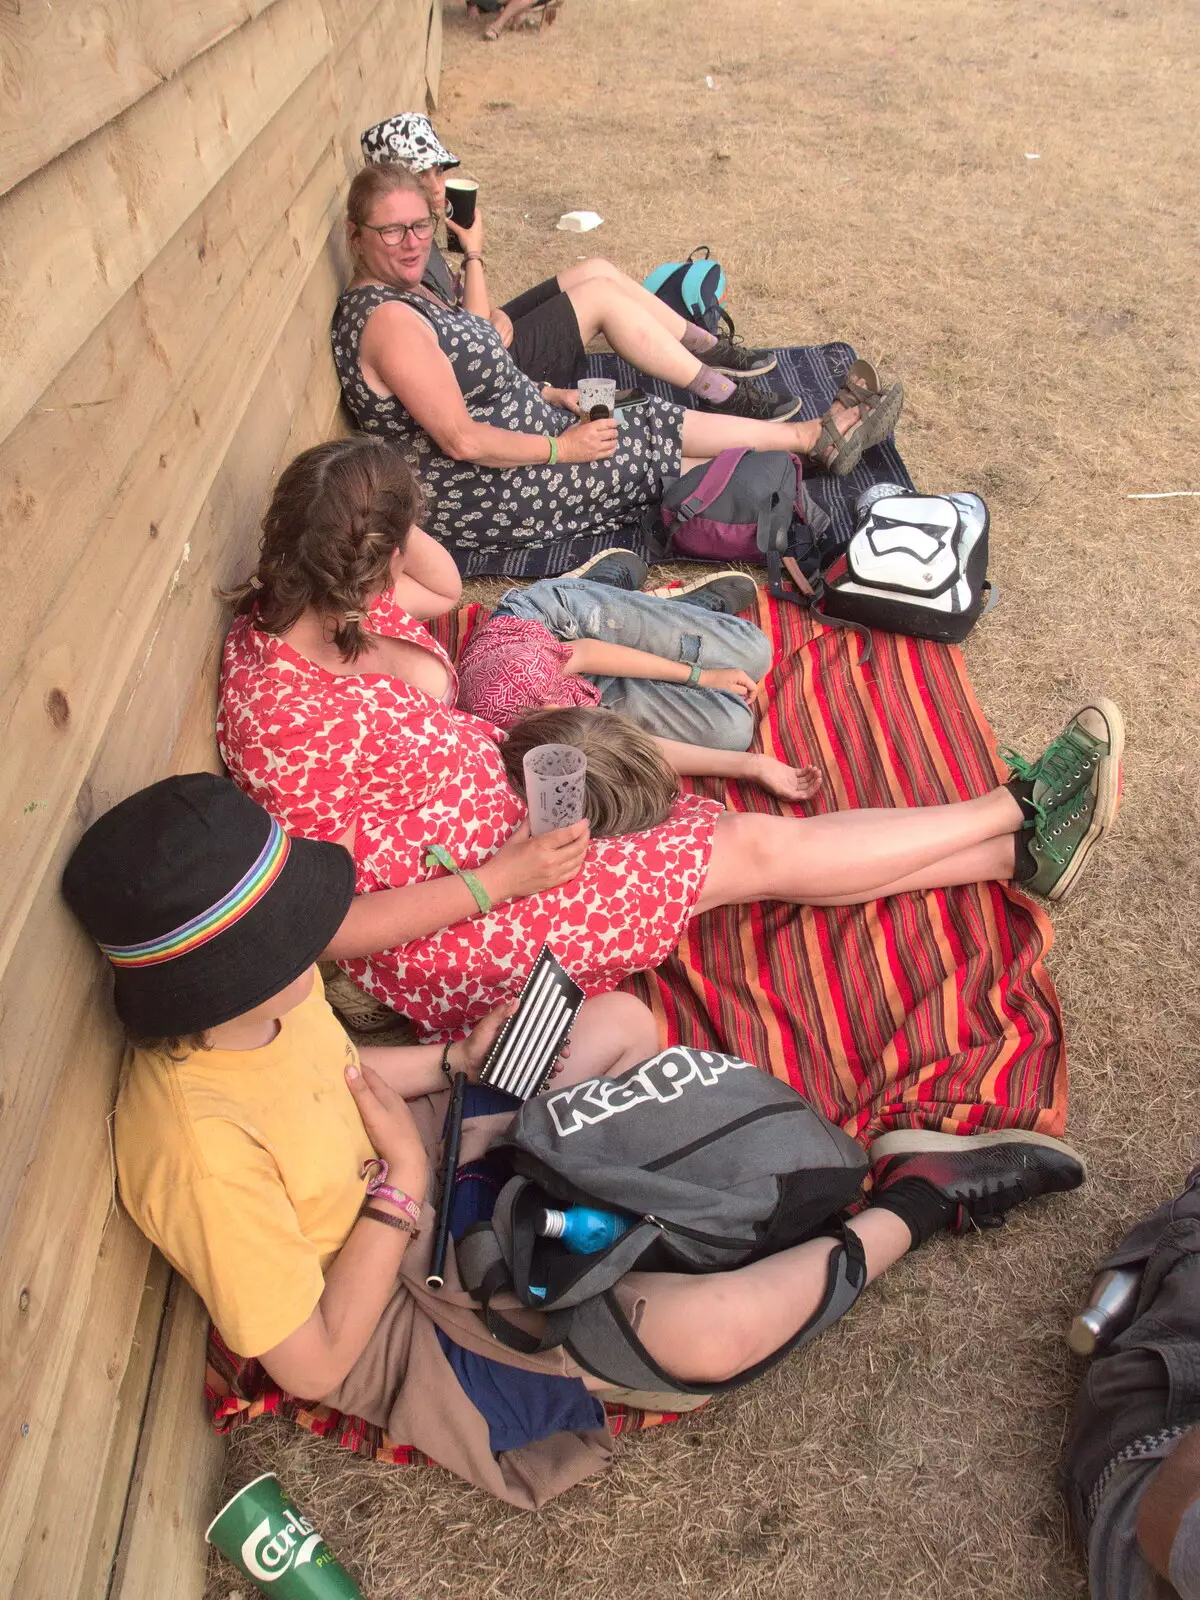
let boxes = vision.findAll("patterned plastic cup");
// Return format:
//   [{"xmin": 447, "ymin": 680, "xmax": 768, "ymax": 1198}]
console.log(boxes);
[
  {"xmin": 205, "ymin": 1473, "xmax": 365, "ymax": 1598},
  {"xmin": 523, "ymin": 743, "xmax": 587, "ymax": 836},
  {"xmin": 576, "ymin": 376, "xmax": 617, "ymax": 419}
]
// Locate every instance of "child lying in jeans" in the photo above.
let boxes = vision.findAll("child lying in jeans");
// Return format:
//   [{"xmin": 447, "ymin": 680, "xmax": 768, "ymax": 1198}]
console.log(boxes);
[{"xmin": 457, "ymin": 550, "xmax": 821, "ymax": 805}]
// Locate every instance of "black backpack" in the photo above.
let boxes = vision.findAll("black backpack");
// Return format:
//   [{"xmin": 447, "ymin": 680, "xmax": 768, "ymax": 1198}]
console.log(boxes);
[
  {"xmin": 643, "ymin": 246, "xmax": 734, "ymax": 337},
  {"xmin": 457, "ymin": 1048, "xmax": 869, "ymax": 1396}
]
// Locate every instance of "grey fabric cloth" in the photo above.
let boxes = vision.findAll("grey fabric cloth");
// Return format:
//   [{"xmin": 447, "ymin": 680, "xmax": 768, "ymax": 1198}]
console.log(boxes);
[
  {"xmin": 423, "ymin": 239, "xmax": 459, "ymax": 304},
  {"xmin": 331, "ymin": 283, "xmax": 686, "ymax": 561},
  {"xmin": 1088, "ymin": 1459, "xmax": 1178, "ymax": 1600},
  {"xmin": 493, "ymin": 576, "xmax": 773, "ymax": 749},
  {"xmin": 1064, "ymin": 1166, "xmax": 1200, "ymax": 1598}
]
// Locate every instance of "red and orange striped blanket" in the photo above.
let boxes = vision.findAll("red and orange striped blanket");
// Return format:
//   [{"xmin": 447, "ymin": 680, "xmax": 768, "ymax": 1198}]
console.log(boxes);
[{"xmin": 207, "ymin": 591, "xmax": 1066, "ymax": 1461}]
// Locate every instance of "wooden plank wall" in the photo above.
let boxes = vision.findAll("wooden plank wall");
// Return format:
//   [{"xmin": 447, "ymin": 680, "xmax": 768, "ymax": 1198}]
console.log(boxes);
[{"xmin": 0, "ymin": 4, "xmax": 439, "ymax": 1595}]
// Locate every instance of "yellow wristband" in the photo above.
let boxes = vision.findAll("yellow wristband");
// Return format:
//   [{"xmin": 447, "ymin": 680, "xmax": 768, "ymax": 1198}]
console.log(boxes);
[{"xmin": 546, "ymin": 435, "xmax": 558, "ymax": 465}]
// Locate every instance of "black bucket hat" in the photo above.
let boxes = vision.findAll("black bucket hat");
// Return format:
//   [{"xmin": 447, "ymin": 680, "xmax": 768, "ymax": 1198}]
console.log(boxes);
[{"xmin": 62, "ymin": 774, "xmax": 356, "ymax": 1038}]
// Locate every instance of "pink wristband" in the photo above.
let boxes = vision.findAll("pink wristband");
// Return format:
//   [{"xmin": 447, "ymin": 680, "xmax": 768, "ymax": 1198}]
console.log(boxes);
[
  {"xmin": 368, "ymin": 1183, "xmax": 422, "ymax": 1227},
  {"xmin": 361, "ymin": 1157, "xmax": 423, "ymax": 1227}
]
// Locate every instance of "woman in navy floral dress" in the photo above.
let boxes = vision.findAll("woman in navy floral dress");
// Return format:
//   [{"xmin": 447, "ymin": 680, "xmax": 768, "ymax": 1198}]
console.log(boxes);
[{"xmin": 330, "ymin": 166, "xmax": 869, "ymax": 563}]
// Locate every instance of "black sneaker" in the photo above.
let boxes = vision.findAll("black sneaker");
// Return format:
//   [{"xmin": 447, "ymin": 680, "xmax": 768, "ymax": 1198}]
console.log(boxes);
[
  {"xmin": 646, "ymin": 571, "xmax": 758, "ymax": 614},
  {"xmin": 701, "ymin": 337, "xmax": 777, "ymax": 378},
  {"xmin": 697, "ymin": 385, "xmax": 803, "ymax": 422},
  {"xmin": 870, "ymin": 1129, "xmax": 1085, "ymax": 1233},
  {"xmin": 558, "ymin": 548, "xmax": 649, "ymax": 590}
]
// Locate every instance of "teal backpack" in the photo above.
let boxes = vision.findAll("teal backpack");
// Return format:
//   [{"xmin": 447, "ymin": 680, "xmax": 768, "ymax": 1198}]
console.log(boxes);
[{"xmin": 643, "ymin": 246, "xmax": 734, "ymax": 337}]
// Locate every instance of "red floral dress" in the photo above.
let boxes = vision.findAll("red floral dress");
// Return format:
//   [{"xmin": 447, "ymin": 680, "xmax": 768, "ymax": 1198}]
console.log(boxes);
[{"xmin": 217, "ymin": 595, "xmax": 722, "ymax": 1038}]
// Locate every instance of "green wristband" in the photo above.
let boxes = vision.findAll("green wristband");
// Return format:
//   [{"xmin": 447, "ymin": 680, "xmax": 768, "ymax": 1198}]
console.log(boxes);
[
  {"xmin": 546, "ymin": 435, "xmax": 558, "ymax": 465},
  {"xmin": 460, "ymin": 870, "xmax": 492, "ymax": 915},
  {"xmin": 687, "ymin": 662, "xmax": 702, "ymax": 686},
  {"xmin": 424, "ymin": 844, "xmax": 492, "ymax": 916}
]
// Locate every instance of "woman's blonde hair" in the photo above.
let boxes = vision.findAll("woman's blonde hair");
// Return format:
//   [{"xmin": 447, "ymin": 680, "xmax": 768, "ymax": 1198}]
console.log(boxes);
[
  {"xmin": 345, "ymin": 163, "xmax": 432, "ymax": 260},
  {"xmin": 501, "ymin": 708, "xmax": 680, "ymax": 838}
]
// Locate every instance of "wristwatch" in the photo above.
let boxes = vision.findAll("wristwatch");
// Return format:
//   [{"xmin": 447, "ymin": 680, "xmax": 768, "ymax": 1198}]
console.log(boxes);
[{"xmin": 360, "ymin": 1157, "xmax": 422, "ymax": 1228}]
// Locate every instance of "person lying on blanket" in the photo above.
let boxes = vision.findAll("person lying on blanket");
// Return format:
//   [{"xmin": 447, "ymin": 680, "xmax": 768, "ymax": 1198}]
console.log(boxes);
[
  {"xmin": 217, "ymin": 434, "xmax": 1127, "ymax": 1044},
  {"xmin": 359, "ymin": 112, "xmax": 830, "ymax": 423},
  {"xmin": 62, "ymin": 772, "xmax": 1089, "ymax": 1508},
  {"xmin": 454, "ymin": 549, "xmax": 798, "ymax": 757}
]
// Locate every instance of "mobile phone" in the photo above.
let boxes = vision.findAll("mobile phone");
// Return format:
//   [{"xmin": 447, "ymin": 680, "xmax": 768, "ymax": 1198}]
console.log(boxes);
[{"xmin": 614, "ymin": 387, "xmax": 649, "ymax": 411}]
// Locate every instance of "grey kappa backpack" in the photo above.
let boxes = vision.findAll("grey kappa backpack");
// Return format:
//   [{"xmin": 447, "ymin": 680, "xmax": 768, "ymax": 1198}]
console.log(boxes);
[{"xmin": 457, "ymin": 1047, "xmax": 870, "ymax": 1396}]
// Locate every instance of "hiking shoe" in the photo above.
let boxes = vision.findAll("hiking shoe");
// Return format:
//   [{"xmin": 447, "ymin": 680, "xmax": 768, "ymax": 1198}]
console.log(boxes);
[
  {"xmin": 697, "ymin": 384, "xmax": 803, "ymax": 422},
  {"xmin": 870, "ymin": 1129, "xmax": 1086, "ymax": 1233},
  {"xmin": 645, "ymin": 571, "xmax": 758, "ymax": 614},
  {"xmin": 701, "ymin": 337, "xmax": 778, "ymax": 378},
  {"xmin": 559, "ymin": 548, "xmax": 649, "ymax": 590},
  {"xmin": 1002, "ymin": 698, "xmax": 1125, "ymax": 813}
]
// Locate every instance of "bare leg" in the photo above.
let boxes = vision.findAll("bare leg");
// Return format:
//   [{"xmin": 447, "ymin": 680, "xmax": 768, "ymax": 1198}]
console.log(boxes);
[
  {"xmin": 565, "ymin": 278, "xmax": 705, "ymax": 389},
  {"xmin": 558, "ymin": 258, "xmax": 691, "ymax": 339},
  {"xmin": 801, "ymin": 836, "xmax": 1017, "ymax": 906},
  {"xmin": 693, "ymin": 790, "xmax": 1025, "ymax": 916},
  {"xmin": 679, "ymin": 402, "xmax": 859, "ymax": 461},
  {"xmin": 485, "ymin": 0, "xmax": 535, "ymax": 34},
  {"xmin": 585, "ymin": 1207, "xmax": 910, "ymax": 1386},
  {"xmin": 546, "ymin": 992, "xmax": 659, "ymax": 1088}
]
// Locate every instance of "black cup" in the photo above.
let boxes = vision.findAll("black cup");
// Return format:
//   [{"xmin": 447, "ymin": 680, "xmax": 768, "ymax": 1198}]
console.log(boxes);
[{"xmin": 444, "ymin": 179, "xmax": 478, "ymax": 253}]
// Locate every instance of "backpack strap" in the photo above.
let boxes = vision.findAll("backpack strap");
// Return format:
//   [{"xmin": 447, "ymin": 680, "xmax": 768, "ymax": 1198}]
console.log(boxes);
[
  {"xmin": 765, "ymin": 549, "xmax": 875, "ymax": 665},
  {"xmin": 680, "ymin": 259, "xmax": 718, "ymax": 315},
  {"xmin": 675, "ymin": 448, "xmax": 751, "ymax": 520},
  {"xmin": 686, "ymin": 244, "xmax": 713, "ymax": 262},
  {"xmin": 565, "ymin": 1225, "xmax": 869, "ymax": 1398},
  {"xmin": 456, "ymin": 1220, "xmax": 577, "ymax": 1355}
]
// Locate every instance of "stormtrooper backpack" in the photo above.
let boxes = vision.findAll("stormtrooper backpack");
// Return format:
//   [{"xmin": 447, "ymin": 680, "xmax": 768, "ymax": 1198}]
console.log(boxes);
[{"xmin": 820, "ymin": 484, "xmax": 996, "ymax": 645}]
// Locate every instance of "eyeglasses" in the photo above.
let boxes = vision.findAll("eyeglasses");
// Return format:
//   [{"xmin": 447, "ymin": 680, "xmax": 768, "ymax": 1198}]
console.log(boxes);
[{"xmin": 360, "ymin": 215, "xmax": 437, "ymax": 246}]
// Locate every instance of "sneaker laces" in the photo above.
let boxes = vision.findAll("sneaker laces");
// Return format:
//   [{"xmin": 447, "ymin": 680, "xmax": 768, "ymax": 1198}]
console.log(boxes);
[
  {"xmin": 1033, "ymin": 793, "xmax": 1090, "ymax": 866},
  {"xmin": 1001, "ymin": 730, "xmax": 1096, "ymax": 800}
]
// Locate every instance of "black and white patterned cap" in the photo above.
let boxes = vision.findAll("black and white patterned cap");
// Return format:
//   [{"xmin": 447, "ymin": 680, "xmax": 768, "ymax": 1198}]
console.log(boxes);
[{"xmin": 360, "ymin": 114, "xmax": 460, "ymax": 173}]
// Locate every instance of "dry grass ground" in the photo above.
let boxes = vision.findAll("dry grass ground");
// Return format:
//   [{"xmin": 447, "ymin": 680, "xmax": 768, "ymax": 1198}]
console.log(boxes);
[{"xmin": 206, "ymin": 1, "xmax": 1200, "ymax": 1594}]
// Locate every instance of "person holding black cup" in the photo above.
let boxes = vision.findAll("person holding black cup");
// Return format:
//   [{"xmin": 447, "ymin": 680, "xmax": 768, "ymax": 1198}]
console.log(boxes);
[{"xmin": 358, "ymin": 112, "xmax": 819, "ymax": 423}]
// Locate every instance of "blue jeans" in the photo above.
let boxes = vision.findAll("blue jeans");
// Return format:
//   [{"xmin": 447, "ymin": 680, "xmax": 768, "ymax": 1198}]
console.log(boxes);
[{"xmin": 494, "ymin": 578, "xmax": 772, "ymax": 751}]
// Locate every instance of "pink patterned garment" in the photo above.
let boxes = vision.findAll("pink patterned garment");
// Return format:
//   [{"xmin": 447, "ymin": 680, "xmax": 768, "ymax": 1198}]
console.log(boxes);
[
  {"xmin": 217, "ymin": 594, "xmax": 721, "ymax": 1039},
  {"xmin": 455, "ymin": 614, "xmax": 601, "ymax": 730}
]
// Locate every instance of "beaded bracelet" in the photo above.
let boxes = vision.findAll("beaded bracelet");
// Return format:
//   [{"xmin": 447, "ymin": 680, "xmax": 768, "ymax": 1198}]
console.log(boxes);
[
  {"xmin": 425, "ymin": 843, "xmax": 492, "ymax": 915},
  {"xmin": 440, "ymin": 1041, "xmax": 454, "ymax": 1081}
]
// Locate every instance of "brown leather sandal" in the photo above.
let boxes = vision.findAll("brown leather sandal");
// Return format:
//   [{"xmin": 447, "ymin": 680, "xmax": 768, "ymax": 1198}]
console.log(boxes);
[
  {"xmin": 835, "ymin": 359, "xmax": 905, "ymax": 450},
  {"xmin": 808, "ymin": 411, "xmax": 867, "ymax": 477}
]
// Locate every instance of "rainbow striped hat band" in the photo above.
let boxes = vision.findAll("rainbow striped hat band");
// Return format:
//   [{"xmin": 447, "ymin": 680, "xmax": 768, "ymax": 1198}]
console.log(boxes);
[{"xmin": 97, "ymin": 817, "xmax": 291, "ymax": 969}]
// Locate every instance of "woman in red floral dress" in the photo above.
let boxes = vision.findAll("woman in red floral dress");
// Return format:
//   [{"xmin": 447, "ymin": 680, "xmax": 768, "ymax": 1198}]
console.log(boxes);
[{"xmin": 218, "ymin": 438, "xmax": 1124, "ymax": 1039}]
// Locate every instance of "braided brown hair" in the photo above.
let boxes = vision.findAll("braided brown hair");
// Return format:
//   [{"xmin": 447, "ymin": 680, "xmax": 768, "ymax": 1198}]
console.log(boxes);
[{"xmin": 227, "ymin": 436, "xmax": 423, "ymax": 662}]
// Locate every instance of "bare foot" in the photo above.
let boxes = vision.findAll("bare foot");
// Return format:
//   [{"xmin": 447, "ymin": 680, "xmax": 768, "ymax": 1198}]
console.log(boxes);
[{"xmin": 794, "ymin": 400, "xmax": 862, "ymax": 463}]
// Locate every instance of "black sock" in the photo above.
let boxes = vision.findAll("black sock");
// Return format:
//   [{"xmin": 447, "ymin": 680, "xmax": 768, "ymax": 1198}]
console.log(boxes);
[
  {"xmin": 1013, "ymin": 830, "xmax": 1038, "ymax": 882},
  {"xmin": 872, "ymin": 1177, "xmax": 957, "ymax": 1248},
  {"xmin": 1005, "ymin": 776, "xmax": 1038, "ymax": 823}
]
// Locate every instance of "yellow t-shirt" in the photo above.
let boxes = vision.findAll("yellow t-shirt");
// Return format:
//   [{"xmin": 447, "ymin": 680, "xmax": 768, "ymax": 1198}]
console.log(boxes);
[{"xmin": 114, "ymin": 972, "xmax": 375, "ymax": 1357}]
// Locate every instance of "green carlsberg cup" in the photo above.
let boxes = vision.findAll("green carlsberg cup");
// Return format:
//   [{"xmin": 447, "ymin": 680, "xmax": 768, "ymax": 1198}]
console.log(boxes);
[{"xmin": 205, "ymin": 1473, "xmax": 365, "ymax": 1598}]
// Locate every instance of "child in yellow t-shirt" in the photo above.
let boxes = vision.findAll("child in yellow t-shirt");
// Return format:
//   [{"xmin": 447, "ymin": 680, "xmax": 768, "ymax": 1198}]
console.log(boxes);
[{"xmin": 62, "ymin": 773, "xmax": 659, "ymax": 1388}]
